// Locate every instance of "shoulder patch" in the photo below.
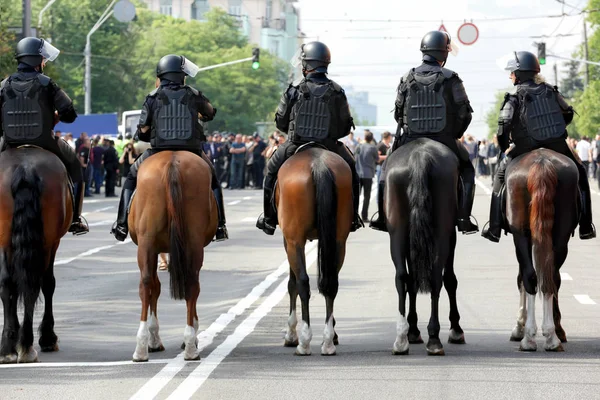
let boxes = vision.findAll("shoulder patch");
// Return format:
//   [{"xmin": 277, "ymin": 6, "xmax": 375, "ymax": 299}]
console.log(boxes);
[{"xmin": 37, "ymin": 74, "xmax": 51, "ymax": 86}]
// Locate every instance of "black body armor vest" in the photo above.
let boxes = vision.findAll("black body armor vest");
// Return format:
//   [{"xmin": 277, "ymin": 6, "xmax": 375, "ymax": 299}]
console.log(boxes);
[
  {"xmin": 150, "ymin": 86, "xmax": 201, "ymax": 150},
  {"xmin": 288, "ymin": 81, "xmax": 341, "ymax": 143}
]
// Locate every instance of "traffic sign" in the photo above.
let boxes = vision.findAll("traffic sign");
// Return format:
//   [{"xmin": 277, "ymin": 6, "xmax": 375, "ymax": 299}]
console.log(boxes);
[{"xmin": 457, "ymin": 22, "xmax": 479, "ymax": 46}]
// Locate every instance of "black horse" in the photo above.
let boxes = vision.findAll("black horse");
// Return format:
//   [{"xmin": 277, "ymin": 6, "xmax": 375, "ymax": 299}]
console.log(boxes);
[{"xmin": 384, "ymin": 138, "xmax": 465, "ymax": 356}]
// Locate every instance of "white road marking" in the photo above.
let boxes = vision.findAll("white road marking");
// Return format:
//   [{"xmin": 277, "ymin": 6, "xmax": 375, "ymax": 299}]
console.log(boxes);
[
  {"xmin": 129, "ymin": 242, "xmax": 318, "ymax": 400},
  {"xmin": 241, "ymin": 217, "xmax": 255, "ymax": 222},
  {"xmin": 55, "ymin": 239, "xmax": 132, "ymax": 265},
  {"xmin": 167, "ymin": 247, "xmax": 319, "ymax": 400},
  {"xmin": 574, "ymin": 294, "xmax": 597, "ymax": 305},
  {"xmin": 243, "ymin": 196, "xmax": 252, "ymax": 200},
  {"xmin": 82, "ymin": 206, "xmax": 115, "ymax": 216},
  {"xmin": 475, "ymin": 178, "xmax": 493, "ymax": 195},
  {"xmin": 560, "ymin": 272, "xmax": 573, "ymax": 281},
  {"xmin": 227, "ymin": 200, "xmax": 241, "ymax": 206},
  {"xmin": 0, "ymin": 359, "xmax": 170, "ymax": 369},
  {"xmin": 88, "ymin": 220, "xmax": 113, "ymax": 227},
  {"xmin": 83, "ymin": 199, "xmax": 119, "ymax": 204}
]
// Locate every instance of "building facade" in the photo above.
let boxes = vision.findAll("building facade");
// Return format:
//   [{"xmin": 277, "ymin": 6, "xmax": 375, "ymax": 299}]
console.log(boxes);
[
  {"xmin": 345, "ymin": 87, "xmax": 378, "ymax": 126},
  {"xmin": 141, "ymin": 0, "xmax": 304, "ymax": 62}
]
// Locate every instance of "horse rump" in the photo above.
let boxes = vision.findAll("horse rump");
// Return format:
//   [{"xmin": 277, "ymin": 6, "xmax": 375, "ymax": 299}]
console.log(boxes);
[
  {"xmin": 527, "ymin": 157, "xmax": 557, "ymax": 295},
  {"xmin": 10, "ymin": 165, "xmax": 45, "ymax": 306},
  {"xmin": 165, "ymin": 158, "xmax": 193, "ymax": 300},
  {"xmin": 312, "ymin": 155, "xmax": 339, "ymax": 298}
]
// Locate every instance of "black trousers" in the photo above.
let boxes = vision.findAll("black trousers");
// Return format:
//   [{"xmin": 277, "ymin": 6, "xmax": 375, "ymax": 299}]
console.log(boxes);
[
  {"xmin": 359, "ymin": 177, "xmax": 373, "ymax": 218},
  {"xmin": 492, "ymin": 140, "xmax": 590, "ymax": 194},
  {"xmin": 105, "ymin": 168, "xmax": 116, "ymax": 196}
]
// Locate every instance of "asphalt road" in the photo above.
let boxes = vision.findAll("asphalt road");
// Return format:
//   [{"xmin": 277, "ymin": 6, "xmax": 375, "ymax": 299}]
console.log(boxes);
[{"xmin": 1, "ymin": 177, "xmax": 600, "ymax": 400}]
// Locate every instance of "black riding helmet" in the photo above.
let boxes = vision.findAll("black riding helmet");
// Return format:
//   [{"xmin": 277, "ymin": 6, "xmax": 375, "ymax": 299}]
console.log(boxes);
[
  {"xmin": 15, "ymin": 37, "xmax": 60, "ymax": 68},
  {"xmin": 505, "ymin": 51, "xmax": 540, "ymax": 84},
  {"xmin": 420, "ymin": 31, "xmax": 452, "ymax": 63},
  {"xmin": 300, "ymin": 41, "xmax": 331, "ymax": 73},
  {"xmin": 156, "ymin": 54, "xmax": 200, "ymax": 84}
]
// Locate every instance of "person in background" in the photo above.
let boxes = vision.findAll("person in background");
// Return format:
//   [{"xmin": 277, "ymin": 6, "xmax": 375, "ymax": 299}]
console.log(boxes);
[
  {"xmin": 251, "ymin": 133, "xmax": 267, "ymax": 189},
  {"xmin": 376, "ymin": 131, "xmax": 392, "ymax": 182},
  {"xmin": 229, "ymin": 134, "xmax": 246, "ymax": 189},
  {"xmin": 75, "ymin": 131, "xmax": 88, "ymax": 152},
  {"xmin": 64, "ymin": 132, "xmax": 75, "ymax": 149},
  {"xmin": 119, "ymin": 141, "xmax": 137, "ymax": 178},
  {"xmin": 355, "ymin": 131, "xmax": 379, "ymax": 221},
  {"xmin": 487, "ymin": 136, "xmax": 500, "ymax": 179},
  {"xmin": 343, "ymin": 131, "xmax": 359, "ymax": 154},
  {"xmin": 78, "ymin": 137, "xmax": 93, "ymax": 197},
  {"xmin": 576, "ymin": 135, "xmax": 591, "ymax": 178},
  {"xmin": 91, "ymin": 137, "xmax": 105, "ymax": 194},
  {"xmin": 103, "ymin": 140, "xmax": 119, "ymax": 197}
]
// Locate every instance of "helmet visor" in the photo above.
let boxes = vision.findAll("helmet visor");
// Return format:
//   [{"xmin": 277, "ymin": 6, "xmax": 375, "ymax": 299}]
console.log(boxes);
[
  {"xmin": 182, "ymin": 57, "xmax": 200, "ymax": 77},
  {"xmin": 504, "ymin": 52, "xmax": 520, "ymax": 72},
  {"xmin": 40, "ymin": 40, "xmax": 60, "ymax": 62},
  {"xmin": 290, "ymin": 46, "xmax": 303, "ymax": 68}
]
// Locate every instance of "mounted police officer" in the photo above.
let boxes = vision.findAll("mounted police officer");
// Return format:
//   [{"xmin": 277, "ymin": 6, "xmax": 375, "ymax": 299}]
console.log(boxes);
[
  {"xmin": 482, "ymin": 51, "xmax": 595, "ymax": 242},
  {"xmin": 0, "ymin": 37, "xmax": 88, "ymax": 235},
  {"xmin": 369, "ymin": 31, "xmax": 478, "ymax": 234},
  {"xmin": 110, "ymin": 54, "xmax": 228, "ymax": 242},
  {"xmin": 255, "ymin": 41, "xmax": 363, "ymax": 235}
]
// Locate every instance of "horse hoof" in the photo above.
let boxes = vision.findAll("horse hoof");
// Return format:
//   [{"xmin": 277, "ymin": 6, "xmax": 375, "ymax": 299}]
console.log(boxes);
[
  {"xmin": 321, "ymin": 342, "xmax": 336, "ymax": 356},
  {"xmin": 184, "ymin": 353, "xmax": 201, "ymax": 361},
  {"xmin": 132, "ymin": 356, "xmax": 149, "ymax": 362},
  {"xmin": 555, "ymin": 329, "xmax": 567, "ymax": 343},
  {"xmin": 519, "ymin": 340, "xmax": 537, "ymax": 352},
  {"xmin": 426, "ymin": 347, "xmax": 445, "ymax": 356},
  {"xmin": 408, "ymin": 333, "xmax": 424, "ymax": 344},
  {"xmin": 40, "ymin": 343, "xmax": 59, "ymax": 352},
  {"xmin": 148, "ymin": 344, "xmax": 165, "ymax": 353},
  {"xmin": 284, "ymin": 339, "xmax": 299, "ymax": 348},
  {"xmin": 0, "ymin": 354, "xmax": 17, "ymax": 364},
  {"xmin": 181, "ymin": 341, "xmax": 185, "ymax": 350},
  {"xmin": 333, "ymin": 334, "xmax": 339, "ymax": 346},
  {"xmin": 17, "ymin": 347, "xmax": 38, "ymax": 363},
  {"xmin": 294, "ymin": 345, "xmax": 311, "ymax": 356},
  {"xmin": 392, "ymin": 348, "xmax": 409, "ymax": 356},
  {"xmin": 510, "ymin": 334, "xmax": 524, "ymax": 342},
  {"xmin": 448, "ymin": 330, "xmax": 465, "ymax": 344},
  {"xmin": 545, "ymin": 343, "xmax": 564, "ymax": 352}
]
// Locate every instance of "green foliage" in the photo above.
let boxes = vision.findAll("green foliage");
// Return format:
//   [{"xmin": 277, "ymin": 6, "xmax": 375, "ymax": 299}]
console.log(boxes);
[
  {"xmin": 0, "ymin": 2, "xmax": 289, "ymax": 132},
  {"xmin": 485, "ymin": 91, "xmax": 508, "ymax": 139}
]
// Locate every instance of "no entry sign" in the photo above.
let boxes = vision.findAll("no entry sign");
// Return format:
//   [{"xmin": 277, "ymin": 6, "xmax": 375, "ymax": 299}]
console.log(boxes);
[{"xmin": 457, "ymin": 22, "xmax": 479, "ymax": 45}]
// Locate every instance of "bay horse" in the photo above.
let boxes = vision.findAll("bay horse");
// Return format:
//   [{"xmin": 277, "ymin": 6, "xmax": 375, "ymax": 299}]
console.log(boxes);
[
  {"xmin": 504, "ymin": 149, "xmax": 578, "ymax": 352},
  {"xmin": 384, "ymin": 138, "xmax": 465, "ymax": 356},
  {"xmin": 129, "ymin": 151, "xmax": 217, "ymax": 362},
  {"xmin": 277, "ymin": 147, "xmax": 353, "ymax": 356},
  {"xmin": 0, "ymin": 147, "xmax": 73, "ymax": 363}
]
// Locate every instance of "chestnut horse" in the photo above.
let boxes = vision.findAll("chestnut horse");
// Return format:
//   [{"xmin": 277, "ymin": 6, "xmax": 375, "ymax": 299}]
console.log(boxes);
[
  {"xmin": 277, "ymin": 147, "xmax": 353, "ymax": 356},
  {"xmin": 505, "ymin": 149, "xmax": 578, "ymax": 352},
  {"xmin": 129, "ymin": 151, "xmax": 217, "ymax": 362},
  {"xmin": 0, "ymin": 147, "xmax": 72, "ymax": 363},
  {"xmin": 384, "ymin": 138, "xmax": 465, "ymax": 356}
]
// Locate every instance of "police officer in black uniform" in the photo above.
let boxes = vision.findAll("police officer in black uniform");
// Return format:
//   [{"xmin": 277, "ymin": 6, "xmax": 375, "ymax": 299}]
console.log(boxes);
[
  {"xmin": 255, "ymin": 41, "xmax": 363, "ymax": 235},
  {"xmin": 110, "ymin": 54, "xmax": 228, "ymax": 242},
  {"xmin": 481, "ymin": 51, "xmax": 595, "ymax": 242},
  {"xmin": 369, "ymin": 31, "xmax": 478, "ymax": 234},
  {"xmin": 0, "ymin": 37, "xmax": 88, "ymax": 235}
]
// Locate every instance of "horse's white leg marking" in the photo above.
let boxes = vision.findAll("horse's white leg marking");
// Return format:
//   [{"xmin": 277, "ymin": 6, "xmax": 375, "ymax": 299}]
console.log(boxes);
[
  {"xmin": 520, "ymin": 294, "xmax": 537, "ymax": 351},
  {"xmin": 133, "ymin": 321, "xmax": 149, "ymax": 362},
  {"xmin": 511, "ymin": 284, "xmax": 527, "ymax": 340},
  {"xmin": 183, "ymin": 325, "xmax": 200, "ymax": 360},
  {"xmin": 285, "ymin": 310, "xmax": 298, "ymax": 345},
  {"xmin": 17, "ymin": 346, "xmax": 38, "ymax": 363},
  {"xmin": 295, "ymin": 321, "xmax": 312, "ymax": 355},
  {"xmin": 148, "ymin": 312, "xmax": 163, "ymax": 350},
  {"xmin": 542, "ymin": 294, "xmax": 562, "ymax": 351},
  {"xmin": 392, "ymin": 313, "xmax": 410, "ymax": 355},
  {"xmin": 193, "ymin": 317, "xmax": 199, "ymax": 347},
  {"xmin": 321, "ymin": 315, "xmax": 336, "ymax": 355}
]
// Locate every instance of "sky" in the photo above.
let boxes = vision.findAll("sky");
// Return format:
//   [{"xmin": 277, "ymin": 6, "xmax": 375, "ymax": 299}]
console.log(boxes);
[{"xmin": 295, "ymin": 0, "xmax": 588, "ymax": 138}]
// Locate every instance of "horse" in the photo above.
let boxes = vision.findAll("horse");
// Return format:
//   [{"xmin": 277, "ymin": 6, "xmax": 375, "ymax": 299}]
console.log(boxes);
[
  {"xmin": 128, "ymin": 150, "xmax": 217, "ymax": 362},
  {"xmin": 277, "ymin": 146, "xmax": 353, "ymax": 356},
  {"xmin": 504, "ymin": 149, "xmax": 578, "ymax": 352},
  {"xmin": 384, "ymin": 138, "xmax": 465, "ymax": 356},
  {"xmin": 0, "ymin": 147, "xmax": 73, "ymax": 363}
]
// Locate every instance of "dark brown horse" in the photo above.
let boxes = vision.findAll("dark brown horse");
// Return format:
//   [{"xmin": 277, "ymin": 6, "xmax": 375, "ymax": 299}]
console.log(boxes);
[
  {"xmin": 384, "ymin": 138, "xmax": 465, "ymax": 356},
  {"xmin": 0, "ymin": 147, "xmax": 73, "ymax": 363},
  {"xmin": 505, "ymin": 149, "xmax": 578, "ymax": 352},
  {"xmin": 277, "ymin": 147, "xmax": 353, "ymax": 356},
  {"xmin": 129, "ymin": 151, "xmax": 217, "ymax": 362}
]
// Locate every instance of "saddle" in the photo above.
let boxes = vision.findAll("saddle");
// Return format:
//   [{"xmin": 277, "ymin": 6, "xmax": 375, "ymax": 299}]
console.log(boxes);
[{"xmin": 294, "ymin": 141, "xmax": 328, "ymax": 155}]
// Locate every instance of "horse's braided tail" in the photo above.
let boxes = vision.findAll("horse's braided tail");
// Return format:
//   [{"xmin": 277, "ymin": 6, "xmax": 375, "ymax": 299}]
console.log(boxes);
[
  {"xmin": 527, "ymin": 157, "xmax": 557, "ymax": 296},
  {"xmin": 165, "ymin": 156, "xmax": 191, "ymax": 300},
  {"xmin": 407, "ymin": 150, "xmax": 434, "ymax": 293},
  {"xmin": 10, "ymin": 164, "xmax": 45, "ymax": 306},
  {"xmin": 312, "ymin": 154, "xmax": 339, "ymax": 298}
]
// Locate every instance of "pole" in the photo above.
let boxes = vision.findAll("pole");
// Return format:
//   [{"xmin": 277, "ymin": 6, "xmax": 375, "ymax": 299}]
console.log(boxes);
[
  {"xmin": 22, "ymin": 0, "xmax": 32, "ymax": 37},
  {"xmin": 196, "ymin": 57, "xmax": 254, "ymax": 72},
  {"xmin": 583, "ymin": 18, "xmax": 590, "ymax": 86},
  {"xmin": 38, "ymin": 0, "xmax": 58, "ymax": 28},
  {"xmin": 547, "ymin": 54, "xmax": 600, "ymax": 66}
]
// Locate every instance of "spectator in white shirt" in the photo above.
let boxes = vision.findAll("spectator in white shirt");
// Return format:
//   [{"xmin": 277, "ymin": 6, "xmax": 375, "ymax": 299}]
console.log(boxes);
[{"xmin": 576, "ymin": 136, "xmax": 591, "ymax": 177}]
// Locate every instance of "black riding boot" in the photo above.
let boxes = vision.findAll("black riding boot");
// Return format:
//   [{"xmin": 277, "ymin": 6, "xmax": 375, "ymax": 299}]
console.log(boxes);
[
  {"xmin": 350, "ymin": 168, "xmax": 364, "ymax": 232},
  {"xmin": 111, "ymin": 188, "xmax": 134, "ymax": 241},
  {"xmin": 482, "ymin": 190, "xmax": 503, "ymax": 243},
  {"xmin": 68, "ymin": 183, "xmax": 89, "ymax": 235},
  {"xmin": 369, "ymin": 181, "xmax": 388, "ymax": 232},
  {"xmin": 212, "ymin": 187, "xmax": 229, "ymax": 241},
  {"xmin": 456, "ymin": 181, "xmax": 479, "ymax": 234},
  {"xmin": 256, "ymin": 176, "xmax": 277, "ymax": 235},
  {"xmin": 579, "ymin": 189, "xmax": 596, "ymax": 239}
]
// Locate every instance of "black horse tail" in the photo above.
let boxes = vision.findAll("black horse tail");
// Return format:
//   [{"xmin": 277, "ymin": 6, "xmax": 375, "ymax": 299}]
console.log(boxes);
[
  {"xmin": 165, "ymin": 158, "xmax": 191, "ymax": 300},
  {"xmin": 313, "ymin": 154, "xmax": 339, "ymax": 298},
  {"xmin": 11, "ymin": 165, "xmax": 45, "ymax": 306},
  {"xmin": 527, "ymin": 157, "xmax": 557, "ymax": 296},
  {"xmin": 407, "ymin": 150, "xmax": 435, "ymax": 293}
]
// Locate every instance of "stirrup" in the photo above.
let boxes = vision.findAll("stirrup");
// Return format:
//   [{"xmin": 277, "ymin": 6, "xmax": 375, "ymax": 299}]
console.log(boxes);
[
  {"xmin": 69, "ymin": 216, "xmax": 89, "ymax": 236},
  {"xmin": 579, "ymin": 222, "xmax": 596, "ymax": 240},
  {"xmin": 457, "ymin": 216, "xmax": 479, "ymax": 235},
  {"xmin": 368, "ymin": 211, "xmax": 388, "ymax": 232},
  {"xmin": 481, "ymin": 221, "xmax": 500, "ymax": 243},
  {"xmin": 213, "ymin": 225, "xmax": 229, "ymax": 242}
]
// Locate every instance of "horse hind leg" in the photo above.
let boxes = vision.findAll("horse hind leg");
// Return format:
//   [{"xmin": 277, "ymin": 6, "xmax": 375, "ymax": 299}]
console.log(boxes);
[
  {"xmin": 288, "ymin": 242, "xmax": 312, "ymax": 356},
  {"xmin": 39, "ymin": 248, "xmax": 59, "ymax": 352},
  {"xmin": 542, "ymin": 292, "xmax": 563, "ymax": 352},
  {"xmin": 133, "ymin": 244, "xmax": 157, "ymax": 362},
  {"xmin": 17, "ymin": 295, "xmax": 39, "ymax": 363},
  {"xmin": 284, "ymin": 267, "xmax": 299, "ymax": 347},
  {"xmin": 0, "ymin": 252, "xmax": 19, "ymax": 364},
  {"xmin": 390, "ymin": 229, "xmax": 410, "ymax": 355},
  {"xmin": 510, "ymin": 278, "xmax": 527, "ymax": 342},
  {"xmin": 553, "ymin": 245, "xmax": 568, "ymax": 343},
  {"xmin": 519, "ymin": 293, "xmax": 538, "ymax": 351},
  {"xmin": 182, "ymin": 248, "xmax": 203, "ymax": 361},
  {"xmin": 148, "ymin": 273, "xmax": 165, "ymax": 353},
  {"xmin": 321, "ymin": 243, "xmax": 345, "ymax": 356},
  {"xmin": 444, "ymin": 232, "xmax": 465, "ymax": 345}
]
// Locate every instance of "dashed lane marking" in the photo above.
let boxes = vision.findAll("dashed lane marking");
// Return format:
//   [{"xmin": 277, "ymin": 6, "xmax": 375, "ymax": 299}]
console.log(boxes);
[
  {"xmin": 574, "ymin": 294, "xmax": 597, "ymax": 305},
  {"xmin": 561, "ymin": 272, "xmax": 573, "ymax": 281},
  {"xmin": 475, "ymin": 178, "xmax": 493, "ymax": 195},
  {"xmin": 54, "ymin": 239, "xmax": 132, "ymax": 266},
  {"xmin": 82, "ymin": 206, "xmax": 115, "ymax": 216},
  {"xmin": 227, "ymin": 200, "xmax": 241, "ymax": 206}
]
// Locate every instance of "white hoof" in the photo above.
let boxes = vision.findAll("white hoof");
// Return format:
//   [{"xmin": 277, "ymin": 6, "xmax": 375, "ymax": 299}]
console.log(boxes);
[
  {"xmin": 295, "ymin": 321, "xmax": 312, "ymax": 356},
  {"xmin": 510, "ymin": 324, "xmax": 525, "ymax": 341},
  {"xmin": 17, "ymin": 347, "xmax": 38, "ymax": 363},
  {"xmin": 0, "ymin": 354, "xmax": 17, "ymax": 364},
  {"xmin": 448, "ymin": 329, "xmax": 466, "ymax": 344},
  {"xmin": 295, "ymin": 343, "xmax": 311, "ymax": 355},
  {"xmin": 148, "ymin": 313, "xmax": 163, "ymax": 350},
  {"xmin": 132, "ymin": 349, "xmax": 149, "ymax": 362},
  {"xmin": 520, "ymin": 336, "xmax": 537, "ymax": 352},
  {"xmin": 183, "ymin": 325, "xmax": 200, "ymax": 361},
  {"xmin": 284, "ymin": 331, "xmax": 298, "ymax": 346},
  {"xmin": 321, "ymin": 341, "xmax": 336, "ymax": 356},
  {"xmin": 133, "ymin": 321, "xmax": 149, "ymax": 362},
  {"xmin": 392, "ymin": 335, "xmax": 409, "ymax": 355},
  {"xmin": 544, "ymin": 333, "xmax": 563, "ymax": 352}
]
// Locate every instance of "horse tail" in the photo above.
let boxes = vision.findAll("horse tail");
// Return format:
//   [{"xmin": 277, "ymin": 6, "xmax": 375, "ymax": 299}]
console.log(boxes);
[
  {"xmin": 10, "ymin": 165, "xmax": 45, "ymax": 306},
  {"xmin": 527, "ymin": 157, "xmax": 557, "ymax": 296},
  {"xmin": 313, "ymin": 154, "xmax": 339, "ymax": 298},
  {"xmin": 165, "ymin": 158, "xmax": 191, "ymax": 300},
  {"xmin": 407, "ymin": 151, "xmax": 435, "ymax": 294}
]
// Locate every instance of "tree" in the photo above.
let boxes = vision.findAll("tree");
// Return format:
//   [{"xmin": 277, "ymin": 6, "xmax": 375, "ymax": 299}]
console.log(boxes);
[
  {"xmin": 561, "ymin": 59, "xmax": 584, "ymax": 99},
  {"xmin": 485, "ymin": 91, "xmax": 507, "ymax": 139}
]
